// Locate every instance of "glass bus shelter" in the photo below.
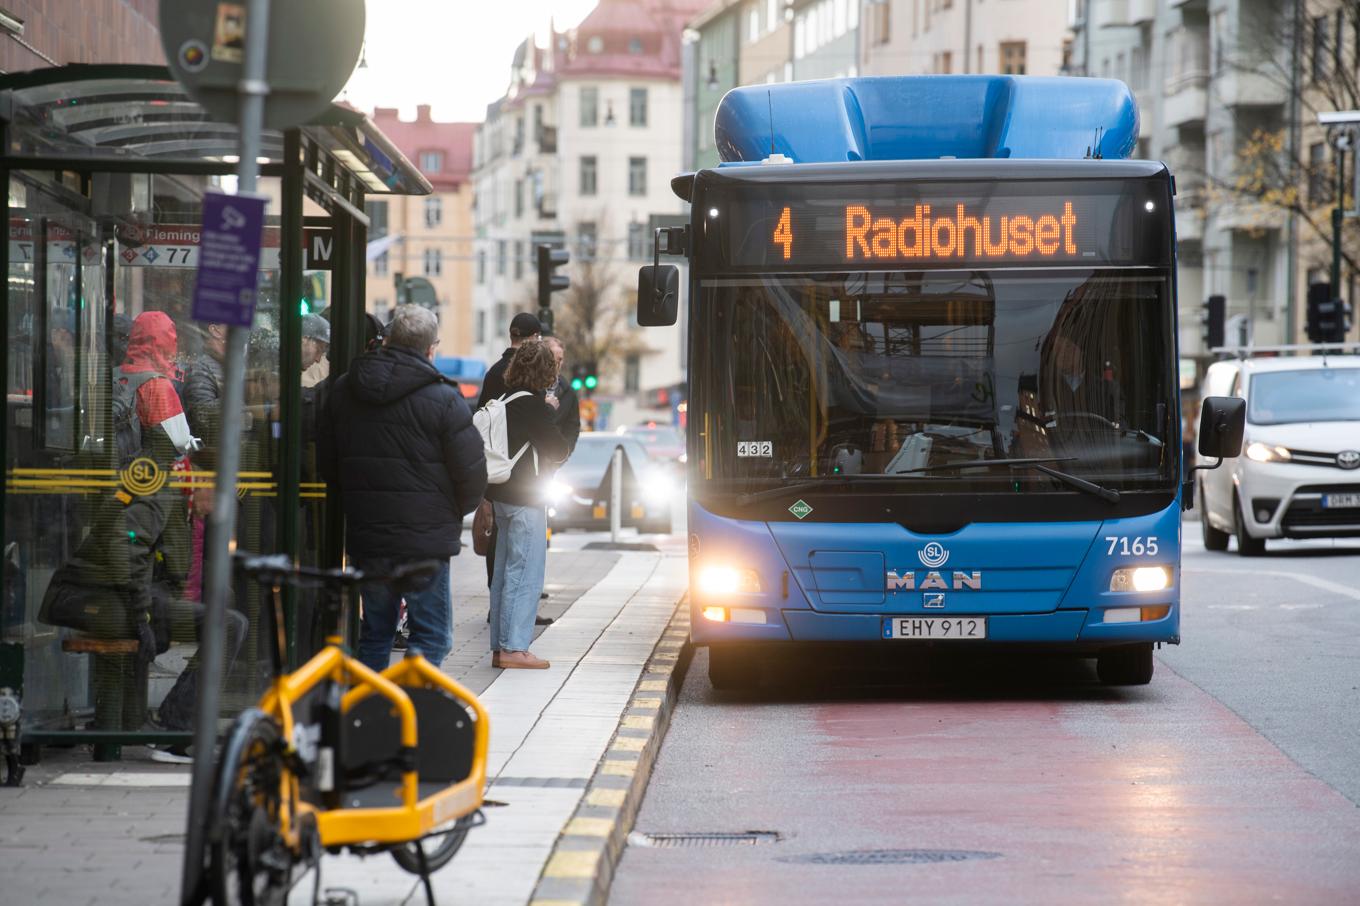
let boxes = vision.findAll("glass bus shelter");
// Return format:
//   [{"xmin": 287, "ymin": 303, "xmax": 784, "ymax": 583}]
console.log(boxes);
[{"xmin": 0, "ymin": 65, "xmax": 430, "ymax": 764}]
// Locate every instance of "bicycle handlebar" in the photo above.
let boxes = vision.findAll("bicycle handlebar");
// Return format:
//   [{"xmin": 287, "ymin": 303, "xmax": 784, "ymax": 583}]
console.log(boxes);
[{"xmin": 234, "ymin": 552, "xmax": 443, "ymax": 594}]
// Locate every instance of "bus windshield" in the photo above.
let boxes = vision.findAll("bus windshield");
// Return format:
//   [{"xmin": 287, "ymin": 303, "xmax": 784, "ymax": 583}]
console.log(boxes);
[{"xmin": 691, "ymin": 269, "xmax": 1176, "ymax": 499}]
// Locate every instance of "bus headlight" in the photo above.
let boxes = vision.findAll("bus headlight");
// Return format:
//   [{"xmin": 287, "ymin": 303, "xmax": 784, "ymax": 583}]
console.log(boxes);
[
  {"xmin": 1109, "ymin": 566, "xmax": 1171, "ymax": 593},
  {"xmin": 1245, "ymin": 442, "xmax": 1291, "ymax": 463},
  {"xmin": 698, "ymin": 565, "xmax": 761, "ymax": 595}
]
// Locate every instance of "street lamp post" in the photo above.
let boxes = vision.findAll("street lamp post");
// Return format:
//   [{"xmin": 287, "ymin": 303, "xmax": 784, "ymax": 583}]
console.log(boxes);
[{"xmin": 1320, "ymin": 111, "xmax": 1360, "ymax": 340}]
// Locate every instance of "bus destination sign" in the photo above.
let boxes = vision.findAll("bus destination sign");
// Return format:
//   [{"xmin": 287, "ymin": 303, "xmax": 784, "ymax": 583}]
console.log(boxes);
[{"xmin": 707, "ymin": 179, "xmax": 1165, "ymax": 273}]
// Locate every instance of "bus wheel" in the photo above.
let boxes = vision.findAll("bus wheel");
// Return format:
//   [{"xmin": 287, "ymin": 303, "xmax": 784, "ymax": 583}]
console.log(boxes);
[
  {"xmin": 708, "ymin": 645, "xmax": 761, "ymax": 691},
  {"xmin": 1201, "ymin": 488, "xmax": 1229, "ymax": 551},
  {"xmin": 1096, "ymin": 643, "xmax": 1154, "ymax": 686}
]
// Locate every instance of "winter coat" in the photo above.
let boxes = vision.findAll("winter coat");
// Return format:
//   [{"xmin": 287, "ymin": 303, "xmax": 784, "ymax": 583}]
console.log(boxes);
[
  {"xmin": 182, "ymin": 350, "xmax": 224, "ymax": 441},
  {"xmin": 476, "ymin": 347, "xmax": 514, "ymax": 410},
  {"xmin": 121, "ymin": 311, "xmax": 194, "ymax": 456},
  {"xmin": 318, "ymin": 345, "xmax": 488, "ymax": 561},
  {"xmin": 550, "ymin": 375, "xmax": 582, "ymax": 456},
  {"xmin": 484, "ymin": 390, "xmax": 569, "ymax": 507}
]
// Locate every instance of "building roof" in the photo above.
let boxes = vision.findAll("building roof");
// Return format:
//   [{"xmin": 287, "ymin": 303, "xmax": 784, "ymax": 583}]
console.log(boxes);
[
  {"xmin": 370, "ymin": 106, "xmax": 476, "ymax": 191},
  {"xmin": 561, "ymin": 0, "xmax": 708, "ymax": 80}
]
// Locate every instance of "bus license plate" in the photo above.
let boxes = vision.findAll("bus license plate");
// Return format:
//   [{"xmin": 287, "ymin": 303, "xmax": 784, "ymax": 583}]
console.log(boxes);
[
  {"xmin": 1322, "ymin": 493, "xmax": 1360, "ymax": 509},
  {"xmin": 883, "ymin": 617, "xmax": 987, "ymax": 640}
]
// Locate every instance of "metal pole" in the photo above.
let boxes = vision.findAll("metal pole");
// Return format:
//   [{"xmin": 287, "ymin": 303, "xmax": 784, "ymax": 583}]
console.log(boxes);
[
  {"xmin": 181, "ymin": 1, "xmax": 272, "ymax": 902},
  {"xmin": 1285, "ymin": 0, "xmax": 1302, "ymax": 344},
  {"xmin": 1333, "ymin": 147, "xmax": 1345, "ymax": 297},
  {"xmin": 609, "ymin": 447, "xmax": 622, "ymax": 544}
]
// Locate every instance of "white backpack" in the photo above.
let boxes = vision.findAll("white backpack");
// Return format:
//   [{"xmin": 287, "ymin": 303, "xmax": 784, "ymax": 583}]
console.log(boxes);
[{"xmin": 474, "ymin": 392, "xmax": 538, "ymax": 484}]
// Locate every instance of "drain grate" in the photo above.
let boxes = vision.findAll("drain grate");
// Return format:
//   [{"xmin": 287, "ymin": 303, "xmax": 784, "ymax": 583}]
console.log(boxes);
[
  {"xmin": 780, "ymin": 849, "xmax": 1000, "ymax": 865},
  {"xmin": 629, "ymin": 831, "xmax": 781, "ymax": 848}
]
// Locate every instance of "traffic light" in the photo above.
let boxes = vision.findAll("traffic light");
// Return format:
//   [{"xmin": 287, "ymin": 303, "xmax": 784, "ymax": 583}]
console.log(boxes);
[
  {"xmin": 300, "ymin": 272, "xmax": 326, "ymax": 315},
  {"xmin": 1306, "ymin": 282, "xmax": 1348, "ymax": 343},
  {"xmin": 1201, "ymin": 294, "xmax": 1225, "ymax": 351},
  {"xmin": 537, "ymin": 243, "xmax": 570, "ymax": 309},
  {"xmin": 583, "ymin": 361, "xmax": 598, "ymax": 391},
  {"xmin": 570, "ymin": 363, "xmax": 587, "ymax": 392}
]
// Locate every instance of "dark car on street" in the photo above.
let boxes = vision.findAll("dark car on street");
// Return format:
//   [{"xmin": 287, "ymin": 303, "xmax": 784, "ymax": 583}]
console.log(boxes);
[{"xmin": 546, "ymin": 433, "xmax": 675, "ymax": 534}]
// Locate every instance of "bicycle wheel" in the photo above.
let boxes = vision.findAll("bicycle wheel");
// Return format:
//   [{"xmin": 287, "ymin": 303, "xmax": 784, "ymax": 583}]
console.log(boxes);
[
  {"xmin": 207, "ymin": 709, "xmax": 295, "ymax": 906},
  {"xmin": 390, "ymin": 816, "xmax": 474, "ymax": 875}
]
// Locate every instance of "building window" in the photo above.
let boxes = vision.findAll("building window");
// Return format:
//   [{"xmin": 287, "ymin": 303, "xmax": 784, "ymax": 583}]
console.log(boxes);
[
  {"xmin": 1309, "ymin": 142, "xmax": 1332, "ymax": 206},
  {"xmin": 514, "ymin": 239, "xmax": 523, "ymax": 279},
  {"xmin": 999, "ymin": 41, "xmax": 1026, "ymax": 75},
  {"xmin": 629, "ymin": 87, "xmax": 648, "ymax": 127},
  {"xmin": 476, "ymin": 310, "xmax": 487, "ymax": 345},
  {"xmin": 628, "ymin": 36, "xmax": 643, "ymax": 54},
  {"xmin": 580, "ymin": 86, "xmax": 599, "ymax": 127},
  {"xmin": 627, "ymin": 221, "xmax": 647, "ymax": 261},
  {"xmin": 418, "ymin": 151, "xmax": 444, "ymax": 173},
  {"xmin": 872, "ymin": 0, "xmax": 890, "ymax": 45},
  {"xmin": 624, "ymin": 354, "xmax": 640, "ymax": 393},
  {"xmin": 365, "ymin": 200, "xmax": 389, "ymax": 239},
  {"xmin": 767, "ymin": 0, "xmax": 777, "ymax": 33},
  {"xmin": 1312, "ymin": 15, "xmax": 1329, "ymax": 82},
  {"xmin": 374, "ymin": 250, "xmax": 389, "ymax": 276},
  {"xmin": 587, "ymin": 35, "xmax": 604, "ymax": 53},
  {"xmin": 939, "ymin": 50, "xmax": 953, "ymax": 73},
  {"xmin": 577, "ymin": 222, "xmax": 597, "ymax": 259},
  {"xmin": 477, "ymin": 249, "xmax": 486, "ymax": 284},
  {"xmin": 424, "ymin": 196, "xmax": 442, "ymax": 227},
  {"xmin": 580, "ymin": 155, "xmax": 598, "ymax": 196},
  {"xmin": 628, "ymin": 156, "xmax": 647, "ymax": 196},
  {"xmin": 373, "ymin": 299, "xmax": 389, "ymax": 325},
  {"xmin": 497, "ymin": 239, "xmax": 507, "ymax": 276},
  {"xmin": 423, "ymin": 247, "xmax": 442, "ymax": 277},
  {"xmin": 515, "ymin": 179, "xmax": 524, "ymax": 218},
  {"xmin": 749, "ymin": 5, "xmax": 760, "ymax": 42}
]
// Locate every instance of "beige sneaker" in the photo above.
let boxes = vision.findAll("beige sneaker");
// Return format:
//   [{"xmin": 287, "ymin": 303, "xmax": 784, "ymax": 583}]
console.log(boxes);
[{"xmin": 498, "ymin": 650, "xmax": 550, "ymax": 670}]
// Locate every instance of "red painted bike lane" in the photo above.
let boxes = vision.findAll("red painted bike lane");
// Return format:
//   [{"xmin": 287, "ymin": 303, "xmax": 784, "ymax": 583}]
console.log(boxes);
[{"xmin": 613, "ymin": 656, "xmax": 1360, "ymax": 905}]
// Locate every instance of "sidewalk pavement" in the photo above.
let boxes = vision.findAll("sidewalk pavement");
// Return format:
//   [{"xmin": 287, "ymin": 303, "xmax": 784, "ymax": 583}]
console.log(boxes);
[{"xmin": 0, "ymin": 543, "xmax": 689, "ymax": 906}]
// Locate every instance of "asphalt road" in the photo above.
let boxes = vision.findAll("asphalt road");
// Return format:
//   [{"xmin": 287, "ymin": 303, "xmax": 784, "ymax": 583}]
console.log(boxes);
[{"xmin": 610, "ymin": 522, "xmax": 1360, "ymax": 905}]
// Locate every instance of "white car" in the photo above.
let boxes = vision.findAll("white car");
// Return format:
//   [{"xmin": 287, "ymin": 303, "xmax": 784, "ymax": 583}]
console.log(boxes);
[{"xmin": 1196, "ymin": 354, "xmax": 1360, "ymax": 555}]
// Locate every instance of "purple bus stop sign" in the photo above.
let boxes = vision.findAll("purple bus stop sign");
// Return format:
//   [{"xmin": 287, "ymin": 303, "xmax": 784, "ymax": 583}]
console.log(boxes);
[{"xmin": 191, "ymin": 191, "xmax": 267, "ymax": 327}]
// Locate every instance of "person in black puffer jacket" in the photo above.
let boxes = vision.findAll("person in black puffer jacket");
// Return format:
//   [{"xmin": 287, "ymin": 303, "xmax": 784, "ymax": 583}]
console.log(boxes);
[{"xmin": 318, "ymin": 305, "xmax": 488, "ymax": 672}]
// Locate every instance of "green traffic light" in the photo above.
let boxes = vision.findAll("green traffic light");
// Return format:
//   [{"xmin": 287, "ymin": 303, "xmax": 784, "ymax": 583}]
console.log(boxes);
[
  {"xmin": 299, "ymin": 298, "xmax": 310, "ymax": 315},
  {"xmin": 570, "ymin": 377, "xmax": 584, "ymax": 391},
  {"xmin": 584, "ymin": 375, "xmax": 598, "ymax": 390}
]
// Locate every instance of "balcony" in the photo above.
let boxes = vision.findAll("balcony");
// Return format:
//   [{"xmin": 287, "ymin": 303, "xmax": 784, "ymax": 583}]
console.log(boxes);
[
  {"xmin": 535, "ymin": 124, "xmax": 558, "ymax": 154},
  {"xmin": 1211, "ymin": 198, "xmax": 1288, "ymax": 233},
  {"xmin": 1101, "ymin": 0, "xmax": 1156, "ymax": 27},
  {"xmin": 1214, "ymin": 68, "xmax": 1287, "ymax": 108},
  {"xmin": 1128, "ymin": 0, "xmax": 1156, "ymax": 23},
  {"xmin": 1175, "ymin": 197, "xmax": 1205, "ymax": 242},
  {"xmin": 1162, "ymin": 78, "xmax": 1207, "ymax": 128}
]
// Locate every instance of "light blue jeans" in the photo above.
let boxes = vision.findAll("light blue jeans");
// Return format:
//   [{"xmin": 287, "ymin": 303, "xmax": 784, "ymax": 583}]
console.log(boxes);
[{"xmin": 489, "ymin": 501, "xmax": 547, "ymax": 653}]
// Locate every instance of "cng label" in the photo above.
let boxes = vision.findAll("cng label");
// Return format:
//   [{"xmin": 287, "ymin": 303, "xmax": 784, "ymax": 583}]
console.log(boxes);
[{"xmin": 788, "ymin": 499, "xmax": 814, "ymax": 520}]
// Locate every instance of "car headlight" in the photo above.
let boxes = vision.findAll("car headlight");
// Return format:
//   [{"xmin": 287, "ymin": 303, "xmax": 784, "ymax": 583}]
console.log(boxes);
[
  {"xmin": 697, "ymin": 565, "xmax": 761, "ymax": 595},
  {"xmin": 642, "ymin": 472, "xmax": 674, "ymax": 504},
  {"xmin": 1245, "ymin": 441, "xmax": 1291, "ymax": 463},
  {"xmin": 545, "ymin": 480, "xmax": 573, "ymax": 504},
  {"xmin": 1109, "ymin": 566, "xmax": 1171, "ymax": 593}
]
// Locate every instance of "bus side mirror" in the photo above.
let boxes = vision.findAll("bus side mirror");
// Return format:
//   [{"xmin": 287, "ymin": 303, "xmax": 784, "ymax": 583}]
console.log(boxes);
[
  {"xmin": 638, "ymin": 265, "xmax": 679, "ymax": 327},
  {"xmin": 1195, "ymin": 396, "xmax": 1245, "ymax": 464}
]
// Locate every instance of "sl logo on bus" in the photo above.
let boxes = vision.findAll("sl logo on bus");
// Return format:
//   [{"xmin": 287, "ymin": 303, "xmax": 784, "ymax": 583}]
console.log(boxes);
[
  {"xmin": 119, "ymin": 457, "xmax": 167, "ymax": 497},
  {"xmin": 918, "ymin": 543, "xmax": 949, "ymax": 568}
]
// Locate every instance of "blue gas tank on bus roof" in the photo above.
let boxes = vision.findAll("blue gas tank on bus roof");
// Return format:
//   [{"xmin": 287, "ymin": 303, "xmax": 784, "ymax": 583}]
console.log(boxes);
[{"xmin": 714, "ymin": 75, "xmax": 1138, "ymax": 165}]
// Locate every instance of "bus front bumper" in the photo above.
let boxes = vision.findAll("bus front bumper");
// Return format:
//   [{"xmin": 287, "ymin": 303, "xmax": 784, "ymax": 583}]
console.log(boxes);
[{"xmin": 691, "ymin": 604, "xmax": 1179, "ymax": 648}]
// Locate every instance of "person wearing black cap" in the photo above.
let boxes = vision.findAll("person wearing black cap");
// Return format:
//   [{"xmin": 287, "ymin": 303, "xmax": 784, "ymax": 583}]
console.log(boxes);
[{"xmin": 477, "ymin": 313, "xmax": 544, "ymax": 589}]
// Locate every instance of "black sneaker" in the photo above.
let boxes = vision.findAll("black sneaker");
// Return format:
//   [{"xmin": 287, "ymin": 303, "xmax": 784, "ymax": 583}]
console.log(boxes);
[{"xmin": 534, "ymin": 615, "xmax": 554, "ymax": 626}]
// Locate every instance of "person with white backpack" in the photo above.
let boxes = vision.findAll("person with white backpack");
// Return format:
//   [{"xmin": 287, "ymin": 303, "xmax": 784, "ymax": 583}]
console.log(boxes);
[{"xmin": 477, "ymin": 339, "xmax": 568, "ymax": 669}]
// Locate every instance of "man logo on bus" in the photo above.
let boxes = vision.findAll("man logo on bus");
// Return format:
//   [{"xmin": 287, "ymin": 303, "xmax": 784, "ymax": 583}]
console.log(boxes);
[{"xmin": 919, "ymin": 542, "xmax": 949, "ymax": 568}]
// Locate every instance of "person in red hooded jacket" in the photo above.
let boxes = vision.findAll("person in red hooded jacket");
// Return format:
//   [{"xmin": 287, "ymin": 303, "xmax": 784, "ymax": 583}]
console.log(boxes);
[{"xmin": 118, "ymin": 311, "xmax": 197, "ymax": 457}]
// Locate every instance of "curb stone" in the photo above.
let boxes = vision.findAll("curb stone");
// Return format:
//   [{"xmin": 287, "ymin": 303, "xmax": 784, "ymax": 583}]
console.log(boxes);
[{"xmin": 527, "ymin": 599, "xmax": 693, "ymax": 906}]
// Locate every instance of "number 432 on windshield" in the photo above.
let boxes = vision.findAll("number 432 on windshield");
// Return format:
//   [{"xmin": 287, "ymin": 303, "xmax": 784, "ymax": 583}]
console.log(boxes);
[{"xmin": 1105, "ymin": 536, "xmax": 1158, "ymax": 556}]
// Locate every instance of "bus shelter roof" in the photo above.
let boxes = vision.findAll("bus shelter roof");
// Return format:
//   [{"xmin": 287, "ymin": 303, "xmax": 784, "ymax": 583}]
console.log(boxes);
[{"xmin": 0, "ymin": 64, "xmax": 431, "ymax": 196}]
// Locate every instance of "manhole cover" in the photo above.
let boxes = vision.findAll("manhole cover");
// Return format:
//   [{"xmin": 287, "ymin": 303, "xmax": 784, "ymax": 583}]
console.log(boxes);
[
  {"xmin": 629, "ymin": 831, "xmax": 781, "ymax": 848},
  {"xmin": 780, "ymin": 849, "xmax": 1000, "ymax": 865}
]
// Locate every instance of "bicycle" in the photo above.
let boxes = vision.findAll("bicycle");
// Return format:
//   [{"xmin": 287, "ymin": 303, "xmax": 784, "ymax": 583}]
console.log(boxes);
[{"xmin": 203, "ymin": 553, "xmax": 489, "ymax": 905}]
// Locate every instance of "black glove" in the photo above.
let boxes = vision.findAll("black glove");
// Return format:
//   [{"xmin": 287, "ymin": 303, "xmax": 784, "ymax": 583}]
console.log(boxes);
[{"xmin": 136, "ymin": 618, "xmax": 157, "ymax": 666}]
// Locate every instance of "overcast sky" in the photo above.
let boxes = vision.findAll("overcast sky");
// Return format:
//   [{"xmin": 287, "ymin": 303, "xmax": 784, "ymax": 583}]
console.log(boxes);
[{"xmin": 341, "ymin": 0, "xmax": 600, "ymax": 124}]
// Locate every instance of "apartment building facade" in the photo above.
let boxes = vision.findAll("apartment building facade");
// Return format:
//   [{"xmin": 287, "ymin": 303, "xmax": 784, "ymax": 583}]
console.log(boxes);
[
  {"xmin": 861, "ymin": 0, "xmax": 1070, "ymax": 77},
  {"xmin": 472, "ymin": 0, "xmax": 704, "ymax": 425},
  {"xmin": 363, "ymin": 107, "xmax": 477, "ymax": 357}
]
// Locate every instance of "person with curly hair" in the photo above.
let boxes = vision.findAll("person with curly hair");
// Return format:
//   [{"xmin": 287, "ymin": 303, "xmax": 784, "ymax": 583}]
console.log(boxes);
[{"xmin": 485, "ymin": 339, "xmax": 569, "ymax": 669}]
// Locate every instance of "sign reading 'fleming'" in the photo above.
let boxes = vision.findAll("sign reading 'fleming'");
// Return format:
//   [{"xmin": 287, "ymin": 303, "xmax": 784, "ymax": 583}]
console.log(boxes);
[{"xmin": 841, "ymin": 202, "xmax": 1079, "ymax": 261}]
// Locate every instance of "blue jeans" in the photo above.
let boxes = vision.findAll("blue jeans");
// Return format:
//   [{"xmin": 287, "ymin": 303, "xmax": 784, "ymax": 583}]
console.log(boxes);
[
  {"xmin": 356, "ymin": 558, "xmax": 452, "ymax": 673},
  {"xmin": 489, "ymin": 502, "xmax": 547, "ymax": 653}
]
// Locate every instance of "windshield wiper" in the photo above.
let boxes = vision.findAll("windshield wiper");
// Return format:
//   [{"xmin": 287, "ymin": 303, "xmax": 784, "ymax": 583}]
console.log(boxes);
[{"xmin": 892, "ymin": 457, "xmax": 1121, "ymax": 503}]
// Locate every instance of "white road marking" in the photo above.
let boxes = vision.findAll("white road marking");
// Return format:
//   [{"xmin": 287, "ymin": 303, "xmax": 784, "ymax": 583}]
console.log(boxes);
[{"xmin": 1186, "ymin": 567, "xmax": 1360, "ymax": 603}]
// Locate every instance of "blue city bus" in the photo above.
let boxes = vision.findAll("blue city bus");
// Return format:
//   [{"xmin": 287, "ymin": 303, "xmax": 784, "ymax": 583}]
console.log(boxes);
[{"xmin": 638, "ymin": 76, "xmax": 1243, "ymax": 689}]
